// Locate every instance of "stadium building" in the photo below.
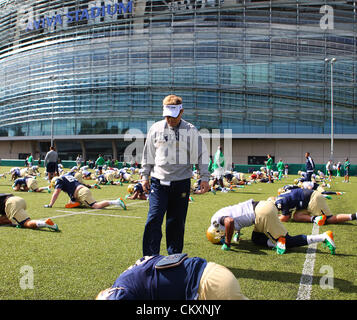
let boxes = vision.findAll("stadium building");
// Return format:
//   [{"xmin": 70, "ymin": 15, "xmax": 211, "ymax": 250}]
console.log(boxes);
[{"xmin": 0, "ymin": 0, "xmax": 356, "ymax": 166}]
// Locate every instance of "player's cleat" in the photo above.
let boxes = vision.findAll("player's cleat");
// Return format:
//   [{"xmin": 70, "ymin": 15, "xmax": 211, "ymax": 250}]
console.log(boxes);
[
  {"xmin": 221, "ymin": 243, "xmax": 230, "ymax": 251},
  {"xmin": 210, "ymin": 187, "xmax": 216, "ymax": 195},
  {"xmin": 44, "ymin": 219, "xmax": 59, "ymax": 231},
  {"xmin": 314, "ymin": 213, "xmax": 327, "ymax": 226},
  {"xmin": 116, "ymin": 198, "xmax": 127, "ymax": 210},
  {"xmin": 65, "ymin": 202, "xmax": 81, "ymax": 208},
  {"xmin": 335, "ymin": 192, "xmax": 343, "ymax": 195},
  {"xmin": 189, "ymin": 196, "xmax": 194, "ymax": 202},
  {"xmin": 322, "ymin": 230, "xmax": 336, "ymax": 255},
  {"xmin": 47, "ymin": 187, "xmax": 51, "ymax": 193},
  {"xmin": 94, "ymin": 183, "xmax": 101, "ymax": 189},
  {"xmin": 274, "ymin": 237, "xmax": 286, "ymax": 255},
  {"xmin": 324, "ymin": 195, "xmax": 332, "ymax": 200}
]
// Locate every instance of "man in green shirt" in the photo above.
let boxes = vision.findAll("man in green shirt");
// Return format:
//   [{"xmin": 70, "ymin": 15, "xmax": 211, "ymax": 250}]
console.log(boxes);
[
  {"xmin": 266, "ymin": 154, "xmax": 273, "ymax": 183},
  {"xmin": 343, "ymin": 158, "xmax": 351, "ymax": 183},
  {"xmin": 27, "ymin": 154, "xmax": 33, "ymax": 167},
  {"xmin": 95, "ymin": 154, "xmax": 105, "ymax": 174},
  {"xmin": 276, "ymin": 159, "xmax": 284, "ymax": 180}
]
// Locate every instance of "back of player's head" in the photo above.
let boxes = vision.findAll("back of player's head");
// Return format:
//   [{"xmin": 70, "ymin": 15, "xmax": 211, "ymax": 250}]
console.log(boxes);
[{"xmin": 50, "ymin": 176, "xmax": 60, "ymax": 188}]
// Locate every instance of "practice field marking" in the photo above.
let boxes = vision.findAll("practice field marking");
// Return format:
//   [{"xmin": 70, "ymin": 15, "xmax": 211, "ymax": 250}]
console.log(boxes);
[
  {"xmin": 47, "ymin": 208, "xmax": 143, "ymax": 220},
  {"xmin": 296, "ymin": 223, "xmax": 320, "ymax": 300}
]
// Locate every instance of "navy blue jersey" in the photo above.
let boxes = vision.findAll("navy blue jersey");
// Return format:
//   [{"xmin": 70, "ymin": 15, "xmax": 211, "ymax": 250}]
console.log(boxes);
[
  {"xmin": 107, "ymin": 255, "xmax": 207, "ymax": 300},
  {"xmin": 305, "ymin": 156, "xmax": 315, "ymax": 172},
  {"xmin": 54, "ymin": 175, "xmax": 81, "ymax": 201},
  {"xmin": 13, "ymin": 177, "xmax": 29, "ymax": 188},
  {"xmin": 275, "ymin": 188, "xmax": 314, "ymax": 215},
  {"xmin": 134, "ymin": 182, "xmax": 143, "ymax": 193}
]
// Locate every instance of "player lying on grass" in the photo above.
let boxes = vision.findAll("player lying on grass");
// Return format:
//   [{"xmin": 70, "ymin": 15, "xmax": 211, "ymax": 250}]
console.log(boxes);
[
  {"xmin": 12, "ymin": 176, "xmax": 51, "ymax": 193},
  {"xmin": 126, "ymin": 182, "xmax": 148, "ymax": 200},
  {"xmin": 278, "ymin": 180, "xmax": 343, "ymax": 198},
  {"xmin": 0, "ymin": 193, "xmax": 58, "ymax": 231},
  {"xmin": 65, "ymin": 170, "xmax": 100, "ymax": 189},
  {"xmin": 44, "ymin": 175, "xmax": 126, "ymax": 210},
  {"xmin": 206, "ymin": 199, "xmax": 336, "ymax": 255},
  {"xmin": 273, "ymin": 188, "xmax": 356, "ymax": 225},
  {"xmin": 96, "ymin": 254, "xmax": 248, "ymax": 300}
]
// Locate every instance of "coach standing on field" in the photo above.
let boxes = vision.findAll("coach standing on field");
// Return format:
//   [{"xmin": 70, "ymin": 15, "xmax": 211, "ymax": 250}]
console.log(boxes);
[
  {"xmin": 141, "ymin": 94, "xmax": 210, "ymax": 256},
  {"xmin": 44, "ymin": 146, "xmax": 58, "ymax": 181},
  {"xmin": 305, "ymin": 152, "xmax": 315, "ymax": 181}
]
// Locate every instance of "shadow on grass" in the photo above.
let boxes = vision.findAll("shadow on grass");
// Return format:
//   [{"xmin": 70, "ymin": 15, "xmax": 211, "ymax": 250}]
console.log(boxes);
[{"xmin": 229, "ymin": 266, "xmax": 357, "ymax": 295}]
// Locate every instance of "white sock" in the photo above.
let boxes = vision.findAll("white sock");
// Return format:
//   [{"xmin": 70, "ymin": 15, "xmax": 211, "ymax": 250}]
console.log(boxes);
[
  {"xmin": 307, "ymin": 234, "xmax": 325, "ymax": 245},
  {"xmin": 35, "ymin": 220, "xmax": 47, "ymax": 228},
  {"xmin": 108, "ymin": 200, "xmax": 118, "ymax": 206},
  {"xmin": 267, "ymin": 239, "xmax": 275, "ymax": 248}
]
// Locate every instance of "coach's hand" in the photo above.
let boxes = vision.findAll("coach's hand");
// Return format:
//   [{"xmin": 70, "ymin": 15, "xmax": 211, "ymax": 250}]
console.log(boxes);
[{"xmin": 142, "ymin": 180, "xmax": 150, "ymax": 193}]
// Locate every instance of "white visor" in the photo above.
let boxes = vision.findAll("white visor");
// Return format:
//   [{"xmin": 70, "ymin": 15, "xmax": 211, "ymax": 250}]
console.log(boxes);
[{"xmin": 162, "ymin": 104, "xmax": 182, "ymax": 118}]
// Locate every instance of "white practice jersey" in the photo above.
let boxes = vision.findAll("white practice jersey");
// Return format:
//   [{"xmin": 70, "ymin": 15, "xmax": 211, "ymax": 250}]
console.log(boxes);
[{"xmin": 210, "ymin": 199, "xmax": 256, "ymax": 232}]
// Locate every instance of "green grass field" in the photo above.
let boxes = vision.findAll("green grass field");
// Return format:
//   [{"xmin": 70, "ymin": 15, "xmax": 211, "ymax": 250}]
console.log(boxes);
[{"xmin": 0, "ymin": 166, "xmax": 356, "ymax": 300}]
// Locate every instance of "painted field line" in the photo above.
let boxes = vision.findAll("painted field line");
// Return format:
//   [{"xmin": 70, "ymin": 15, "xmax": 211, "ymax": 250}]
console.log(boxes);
[
  {"xmin": 48, "ymin": 209, "xmax": 142, "ymax": 220},
  {"xmin": 79, "ymin": 212, "xmax": 142, "ymax": 219},
  {"xmin": 296, "ymin": 223, "xmax": 320, "ymax": 300}
]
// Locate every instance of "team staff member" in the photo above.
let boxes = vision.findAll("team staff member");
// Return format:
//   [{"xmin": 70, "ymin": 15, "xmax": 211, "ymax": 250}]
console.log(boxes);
[
  {"xmin": 275, "ymin": 188, "xmax": 357, "ymax": 225},
  {"xmin": 207, "ymin": 199, "xmax": 336, "ymax": 255},
  {"xmin": 141, "ymin": 94, "xmax": 210, "ymax": 256},
  {"xmin": 96, "ymin": 254, "xmax": 248, "ymax": 300},
  {"xmin": 44, "ymin": 175, "xmax": 126, "ymax": 210},
  {"xmin": 44, "ymin": 146, "xmax": 58, "ymax": 181},
  {"xmin": 305, "ymin": 152, "xmax": 315, "ymax": 181},
  {"xmin": 0, "ymin": 193, "xmax": 58, "ymax": 231}
]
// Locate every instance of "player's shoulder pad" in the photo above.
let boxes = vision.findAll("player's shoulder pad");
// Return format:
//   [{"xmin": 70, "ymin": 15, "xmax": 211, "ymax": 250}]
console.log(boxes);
[{"xmin": 155, "ymin": 253, "xmax": 188, "ymax": 269}]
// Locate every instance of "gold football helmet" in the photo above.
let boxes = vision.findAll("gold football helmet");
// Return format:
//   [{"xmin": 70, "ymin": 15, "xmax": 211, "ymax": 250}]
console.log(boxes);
[{"xmin": 206, "ymin": 225, "xmax": 224, "ymax": 244}]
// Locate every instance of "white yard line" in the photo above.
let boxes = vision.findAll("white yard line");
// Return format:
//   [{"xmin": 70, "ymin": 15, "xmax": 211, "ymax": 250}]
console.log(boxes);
[
  {"xmin": 47, "ymin": 207, "xmax": 143, "ymax": 220},
  {"xmin": 296, "ymin": 223, "xmax": 320, "ymax": 300}
]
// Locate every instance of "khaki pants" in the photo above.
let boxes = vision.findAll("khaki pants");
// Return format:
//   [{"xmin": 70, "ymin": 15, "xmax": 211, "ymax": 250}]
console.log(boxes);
[
  {"xmin": 5, "ymin": 196, "xmax": 30, "ymax": 225},
  {"xmin": 76, "ymin": 187, "xmax": 96, "ymax": 207},
  {"xmin": 197, "ymin": 262, "xmax": 248, "ymax": 300},
  {"xmin": 26, "ymin": 178, "xmax": 38, "ymax": 191},
  {"xmin": 306, "ymin": 191, "xmax": 332, "ymax": 216},
  {"xmin": 254, "ymin": 200, "xmax": 287, "ymax": 242}
]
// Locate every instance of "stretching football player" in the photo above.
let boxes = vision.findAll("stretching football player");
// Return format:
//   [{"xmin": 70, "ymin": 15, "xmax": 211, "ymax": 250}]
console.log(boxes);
[
  {"xmin": 0, "ymin": 193, "xmax": 58, "ymax": 231},
  {"xmin": 207, "ymin": 199, "xmax": 336, "ymax": 255},
  {"xmin": 44, "ymin": 175, "xmax": 126, "ymax": 210},
  {"xmin": 126, "ymin": 182, "xmax": 148, "ymax": 200},
  {"xmin": 12, "ymin": 176, "xmax": 51, "ymax": 193},
  {"xmin": 273, "ymin": 188, "xmax": 356, "ymax": 225},
  {"xmin": 96, "ymin": 254, "xmax": 248, "ymax": 300}
]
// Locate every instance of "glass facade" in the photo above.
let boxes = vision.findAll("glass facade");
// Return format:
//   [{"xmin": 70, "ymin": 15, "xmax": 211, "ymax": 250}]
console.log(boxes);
[{"xmin": 0, "ymin": 0, "xmax": 356, "ymax": 138}]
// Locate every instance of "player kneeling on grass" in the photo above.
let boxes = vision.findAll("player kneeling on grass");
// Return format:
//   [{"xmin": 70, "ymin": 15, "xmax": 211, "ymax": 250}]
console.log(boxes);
[
  {"xmin": 44, "ymin": 175, "xmax": 126, "ymax": 210},
  {"xmin": 126, "ymin": 182, "xmax": 148, "ymax": 200},
  {"xmin": 206, "ymin": 199, "xmax": 336, "ymax": 255},
  {"xmin": 96, "ymin": 254, "xmax": 248, "ymax": 300},
  {"xmin": 12, "ymin": 176, "xmax": 51, "ymax": 193},
  {"xmin": 274, "ymin": 188, "xmax": 356, "ymax": 226},
  {"xmin": 0, "ymin": 193, "xmax": 58, "ymax": 231}
]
